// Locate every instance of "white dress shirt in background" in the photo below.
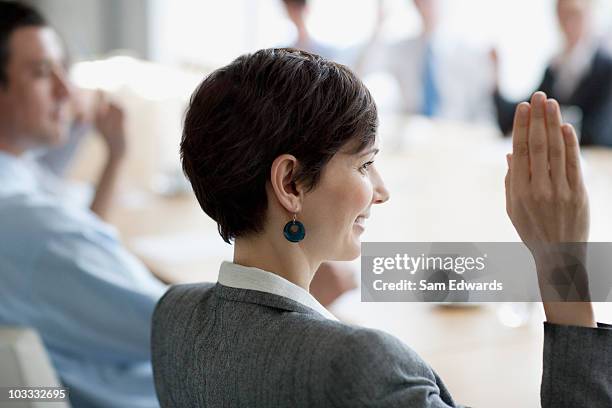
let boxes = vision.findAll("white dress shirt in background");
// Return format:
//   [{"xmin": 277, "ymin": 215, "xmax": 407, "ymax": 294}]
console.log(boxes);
[{"xmin": 552, "ymin": 36, "xmax": 600, "ymax": 101}]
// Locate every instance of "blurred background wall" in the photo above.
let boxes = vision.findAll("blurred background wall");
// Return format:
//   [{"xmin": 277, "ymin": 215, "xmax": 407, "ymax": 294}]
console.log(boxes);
[{"xmin": 26, "ymin": 0, "xmax": 151, "ymax": 59}]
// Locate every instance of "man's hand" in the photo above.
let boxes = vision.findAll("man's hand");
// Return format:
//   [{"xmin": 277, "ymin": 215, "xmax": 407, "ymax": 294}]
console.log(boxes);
[
  {"xmin": 89, "ymin": 94, "xmax": 127, "ymax": 219},
  {"xmin": 505, "ymin": 91, "xmax": 594, "ymax": 327},
  {"xmin": 95, "ymin": 94, "xmax": 127, "ymax": 162}
]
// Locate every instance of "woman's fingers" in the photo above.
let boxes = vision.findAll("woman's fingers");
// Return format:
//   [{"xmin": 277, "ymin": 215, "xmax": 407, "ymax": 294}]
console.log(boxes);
[
  {"xmin": 563, "ymin": 124, "xmax": 583, "ymax": 190},
  {"xmin": 545, "ymin": 99, "xmax": 568, "ymax": 190},
  {"xmin": 528, "ymin": 92, "xmax": 549, "ymax": 189},
  {"xmin": 511, "ymin": 102, "xmax": 530, "ymax": 187}
]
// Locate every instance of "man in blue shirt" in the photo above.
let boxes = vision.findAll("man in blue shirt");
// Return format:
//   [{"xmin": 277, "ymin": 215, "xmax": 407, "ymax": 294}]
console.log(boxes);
[{"xmin": 0, "ymin": 2, "xmax": 166, "ymax": 407}]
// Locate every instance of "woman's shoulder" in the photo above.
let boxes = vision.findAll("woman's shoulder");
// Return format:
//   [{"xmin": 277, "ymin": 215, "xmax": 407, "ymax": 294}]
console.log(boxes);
[
  {"xmin": 159, "ymin": 282, "xmax": 216, "ymax": 303},
  {"xmin": 153, "ymin": 283, "xmax": 216, "ymax": 322},
  {"xmin": 296, "ymin": 316, "xmax": 427, "ymax": 367}
]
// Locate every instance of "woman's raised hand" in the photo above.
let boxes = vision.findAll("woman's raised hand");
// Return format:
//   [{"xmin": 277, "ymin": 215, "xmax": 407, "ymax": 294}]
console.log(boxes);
[
  {"xmin": 505, "ymin": 91, "xmax": 595, "ymax": 327},
  {"xmin": 505, "ymin": 92, "xmax": 589, "ymax": 249}
]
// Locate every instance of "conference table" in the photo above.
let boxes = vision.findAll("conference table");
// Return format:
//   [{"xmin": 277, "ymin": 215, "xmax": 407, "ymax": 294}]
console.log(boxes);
[{"xmin": 89, "ymin": 114, "xmax": 612, "ymax": 407}]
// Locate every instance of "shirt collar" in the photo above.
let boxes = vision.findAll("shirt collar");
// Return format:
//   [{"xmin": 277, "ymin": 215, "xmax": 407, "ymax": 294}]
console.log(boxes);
[{"xmin": 218, "ymin": 261, "xmax": 338, "ymax": 321}]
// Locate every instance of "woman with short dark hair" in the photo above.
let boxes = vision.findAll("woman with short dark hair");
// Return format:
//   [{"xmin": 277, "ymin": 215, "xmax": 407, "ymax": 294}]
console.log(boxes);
[{"xmin": 151, "ymin": 48, "xmax": 610, "ymax": 408}]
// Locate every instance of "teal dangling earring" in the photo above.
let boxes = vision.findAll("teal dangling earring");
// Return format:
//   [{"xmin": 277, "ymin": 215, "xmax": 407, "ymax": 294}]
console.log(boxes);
[{"xmin": 283, "ymin": 213, "xmax": 305, "ymax": 243}]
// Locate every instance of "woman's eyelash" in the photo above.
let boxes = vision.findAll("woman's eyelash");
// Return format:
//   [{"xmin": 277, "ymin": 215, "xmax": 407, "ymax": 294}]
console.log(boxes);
[{"xmin": 360, "ymin": 161, "xmax": 374, "ymax": 172}]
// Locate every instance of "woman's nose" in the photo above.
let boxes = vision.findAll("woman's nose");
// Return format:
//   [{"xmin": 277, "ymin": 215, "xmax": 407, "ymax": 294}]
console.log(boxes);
[{"xmin": 372, "ymin": 169, "xmax": 390, "ymax": 205}]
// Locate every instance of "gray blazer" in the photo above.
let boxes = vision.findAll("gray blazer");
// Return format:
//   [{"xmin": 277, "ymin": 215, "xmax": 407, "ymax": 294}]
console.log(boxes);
[{"xmin": 152, "ymin": 283, "xmax": 612, "ymax": 407}]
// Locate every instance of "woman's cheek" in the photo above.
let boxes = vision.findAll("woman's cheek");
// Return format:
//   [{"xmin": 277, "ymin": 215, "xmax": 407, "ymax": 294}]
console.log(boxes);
[{"xmin": 356, "ymin": 176, "xmax": 374, "ymax": 207}]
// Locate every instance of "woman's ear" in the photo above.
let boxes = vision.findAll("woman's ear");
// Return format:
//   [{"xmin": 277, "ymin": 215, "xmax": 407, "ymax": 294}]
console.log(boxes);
[{"xmin": 270, "ymin": 154, "xmax": 303, "ymax": 213}]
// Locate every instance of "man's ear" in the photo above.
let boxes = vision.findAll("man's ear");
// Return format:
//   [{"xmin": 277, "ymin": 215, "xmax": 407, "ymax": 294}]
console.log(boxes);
[{"xmin": 270, "ymin": 154, "xmax": 304, "ymax": 214}]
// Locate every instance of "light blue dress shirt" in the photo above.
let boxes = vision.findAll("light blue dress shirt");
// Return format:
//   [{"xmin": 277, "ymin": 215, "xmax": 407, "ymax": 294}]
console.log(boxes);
[{"xmin": 0, "ymin": 151, "xmax": 167, "ymax": 408}]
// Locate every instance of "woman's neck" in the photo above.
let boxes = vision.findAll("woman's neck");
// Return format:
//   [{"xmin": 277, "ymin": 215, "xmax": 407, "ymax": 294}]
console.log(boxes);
[{"xmin": 233, "ymin": 235, "xmax": 318, "ymax": 291}]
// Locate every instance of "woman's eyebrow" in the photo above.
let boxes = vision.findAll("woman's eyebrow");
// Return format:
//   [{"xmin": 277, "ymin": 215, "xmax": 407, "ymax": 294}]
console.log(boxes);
[{"xmin": 359, "ymin": 148, "xmax": 379, "ymax": 157}]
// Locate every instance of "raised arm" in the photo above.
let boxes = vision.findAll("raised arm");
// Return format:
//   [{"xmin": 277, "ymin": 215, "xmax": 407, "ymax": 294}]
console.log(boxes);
[
  {"xmin": 89, "ymin": 96, "xmax": 127, "ymax": 220},
  {"xmin": 505, "ymin": 91, "xmax": 612, "ymax": 408},
  {"xmin": 505, "ymin": 91, "xmax": 594, "ymax": 326}
]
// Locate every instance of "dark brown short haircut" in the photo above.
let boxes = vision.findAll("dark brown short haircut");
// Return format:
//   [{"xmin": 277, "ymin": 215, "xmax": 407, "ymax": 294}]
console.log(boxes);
[{"xmin": 181, "ymin": 48, "xmax": 378, "ymax": 243}]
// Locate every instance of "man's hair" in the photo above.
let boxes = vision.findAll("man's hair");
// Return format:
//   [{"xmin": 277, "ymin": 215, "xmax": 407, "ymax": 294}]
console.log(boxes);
[
  {"xmin": 0, "ymin": 1, "xmax": 47, "ymax": 85},
  {"xmin": 181, "ymin": 48, "xmax": 378, "ymax": 243}
]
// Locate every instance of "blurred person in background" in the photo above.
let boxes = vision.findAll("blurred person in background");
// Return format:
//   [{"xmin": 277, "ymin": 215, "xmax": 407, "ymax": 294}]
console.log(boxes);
[
  {"xmin": 493, "ymin": 0, "xmax": 612, "ymax": 146},
  {"xmin": 357, "ymin": 0, "xmax": 496, "ymax": 122},
  {"xmin": 0, "ymin": 2, "xmax": 167, "ymax": 406},
  {"xmin": 280, "ymin": 0, "xmax": 337, "ymax": 60}
]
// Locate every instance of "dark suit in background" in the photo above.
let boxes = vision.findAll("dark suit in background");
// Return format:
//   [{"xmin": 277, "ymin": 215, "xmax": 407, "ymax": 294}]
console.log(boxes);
[{"xmin": 495, "ymin": 49, "xmax": 612, "ymax": 147}]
